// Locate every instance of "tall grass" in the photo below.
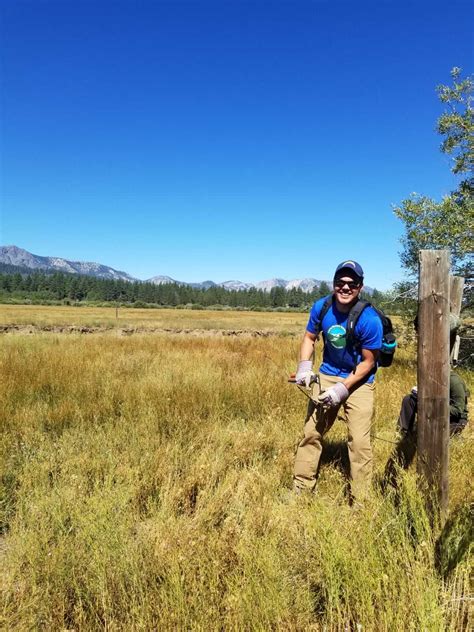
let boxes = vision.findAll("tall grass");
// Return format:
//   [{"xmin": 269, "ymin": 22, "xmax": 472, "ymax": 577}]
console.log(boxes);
[{"xmin": 1, "ymin": 321, "xmax": 472, "ymax": 629}]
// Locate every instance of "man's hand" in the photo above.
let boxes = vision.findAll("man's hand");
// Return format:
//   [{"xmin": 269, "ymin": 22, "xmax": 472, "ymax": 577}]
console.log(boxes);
[
  {"xmin": 317, "ymin": 382, "xmax": 349, "ymax": 408},
  {"xmin": 295, "ymin": 360, "xmax": 315, "ymax": 388}
]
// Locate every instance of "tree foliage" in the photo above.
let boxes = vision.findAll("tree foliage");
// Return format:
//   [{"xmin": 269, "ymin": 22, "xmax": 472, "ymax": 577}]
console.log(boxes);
[
  {"xmin": 437, "ymin": 68, "xmax": 473, "ymax": 181},
  {"xmin": 394, "ymin": 67, "xmax": 473, "ymax": 277}
]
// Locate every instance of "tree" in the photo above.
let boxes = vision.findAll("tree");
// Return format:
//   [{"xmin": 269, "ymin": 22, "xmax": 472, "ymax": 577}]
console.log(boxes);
[
  {"xmin": 394, "ymin": 67, "xmax": 473, "ymax": 277},
  {"xmin": 270, "ymin": 286, "xmax": 286, "ymax": 307},
  {"xmin": 318, "ymin": 281, "xmax": 331, "ymax": 298}
]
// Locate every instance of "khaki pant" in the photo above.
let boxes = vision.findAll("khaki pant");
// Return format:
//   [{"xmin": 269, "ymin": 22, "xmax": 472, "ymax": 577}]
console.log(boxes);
[{"xmin": 294, "ymin": 373, "xmax": 375, "ymax": 499}]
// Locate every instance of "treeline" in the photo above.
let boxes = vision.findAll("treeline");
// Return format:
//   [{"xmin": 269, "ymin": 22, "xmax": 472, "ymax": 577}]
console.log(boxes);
[
  {"xmin": 0, "ymin": 262, "xmax": 34, "ymax": 275},
  {"xmin": 0, "ymin": 271, "xmax": 400, "ymax": 311}
]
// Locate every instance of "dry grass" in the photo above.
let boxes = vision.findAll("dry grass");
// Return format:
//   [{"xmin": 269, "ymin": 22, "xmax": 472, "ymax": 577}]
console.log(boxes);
[{"xmin": 0, "ymin": 307, "xmax": 472, "ymax": 630}]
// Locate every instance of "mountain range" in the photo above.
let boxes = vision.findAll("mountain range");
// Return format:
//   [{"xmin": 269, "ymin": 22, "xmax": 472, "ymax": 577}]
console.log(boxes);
[
  {"xmin": 0, "ymin": 245, "xmax": 337, "ymax": 293},
  {"xmin": 0, "ymin": 245, "xmax": 136, "ymax": 282}
]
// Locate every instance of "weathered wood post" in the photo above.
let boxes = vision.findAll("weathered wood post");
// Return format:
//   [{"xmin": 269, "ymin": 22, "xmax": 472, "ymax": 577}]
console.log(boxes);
[
  {"xmin": 449, "ymin": 276, "xmax": 464, "ymax": 364},
  {"xmin": 417, "ymin": 250, "xmax": 450, "ymax": 520}
]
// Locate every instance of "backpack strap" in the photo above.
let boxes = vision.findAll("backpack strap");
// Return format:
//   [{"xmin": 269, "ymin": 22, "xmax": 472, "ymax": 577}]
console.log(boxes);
[
  {"xmin": 346, "ymin": 300, "xmax": 370, "ymax": 347},
  {"xmin": 313, "ymin": 294, "xmax": 333, "ymax": 337}
]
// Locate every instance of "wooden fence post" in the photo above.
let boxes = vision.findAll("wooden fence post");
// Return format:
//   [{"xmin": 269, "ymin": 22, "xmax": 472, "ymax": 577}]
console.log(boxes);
[
  {"xmin": 449, "ymin": 276, "xmax": 464, "ymax": 364},
  {"xmin": 417, "ymin": 250, "xmax": 450, "ymax": 520}
]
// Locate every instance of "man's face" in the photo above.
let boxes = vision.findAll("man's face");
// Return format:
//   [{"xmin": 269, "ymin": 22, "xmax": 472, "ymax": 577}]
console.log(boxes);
[{"xmin": 333, "ymin": 274, "xmax": 363, "ymax": 308}]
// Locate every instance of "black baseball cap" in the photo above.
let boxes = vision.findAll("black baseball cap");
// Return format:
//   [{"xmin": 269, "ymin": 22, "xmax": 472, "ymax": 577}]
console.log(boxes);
[{"xmin": 334, "ymin": 260, "xmax": 364, "ymax": 281}]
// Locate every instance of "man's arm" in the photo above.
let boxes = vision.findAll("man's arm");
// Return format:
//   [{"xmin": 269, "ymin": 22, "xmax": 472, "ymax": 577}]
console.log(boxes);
[
  {"xmin": 341, "ymin": 348, "xmax": 379, "ymax": 391},
  {"xmin": 299, "ymin": 331, "xmax": 317, "ymax": 361}
]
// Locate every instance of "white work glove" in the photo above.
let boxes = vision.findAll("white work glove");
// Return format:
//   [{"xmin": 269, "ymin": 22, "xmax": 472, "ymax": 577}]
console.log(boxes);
[
  {"xmin": 295, "ymin": 360, "xmax": 315, "ymax": 388},
  {"xmin": 317, "ymin": 382, "xmax": 349, "ymax": 408}
]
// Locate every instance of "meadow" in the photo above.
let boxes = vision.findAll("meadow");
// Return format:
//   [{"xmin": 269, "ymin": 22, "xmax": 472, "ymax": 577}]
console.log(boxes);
[
  {"xmin": 1, "ymin": 306, "xmax": 472, "ymax": 630},
  {"xmin": 0, "ymin": 304, "xmax": 308, "ymax": 334}
]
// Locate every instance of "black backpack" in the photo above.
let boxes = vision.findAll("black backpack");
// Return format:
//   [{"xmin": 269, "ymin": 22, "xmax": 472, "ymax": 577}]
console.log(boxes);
[{"xmin": 315, "ymin": 295, "xmax": 397, "ymax": 368}]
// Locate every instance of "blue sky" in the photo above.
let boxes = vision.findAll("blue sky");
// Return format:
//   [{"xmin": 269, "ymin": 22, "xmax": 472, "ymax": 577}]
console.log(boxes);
[{"xmin": 1, "ymin": 0, "xmax": 472, "ymax": 290}]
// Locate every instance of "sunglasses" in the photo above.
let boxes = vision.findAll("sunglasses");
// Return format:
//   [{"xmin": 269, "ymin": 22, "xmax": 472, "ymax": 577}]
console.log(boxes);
[{"xmin": 334, "ymin": 280, "xmax": 361, "ymax": 290}]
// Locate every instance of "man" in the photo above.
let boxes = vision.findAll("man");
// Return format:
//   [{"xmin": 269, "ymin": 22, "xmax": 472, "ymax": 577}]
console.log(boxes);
[
  {"xmin": 398, "ymin": 371, "xmax": 469, "ymax": 437},
  {"xmin": 293, "ymin": 260, "xmax": 383, "ymax": 501},
  {"xmin": 399, "ymin": 312, "xmax": 468, "ymax": 436},
  {"xmin": 383, "ymin": 330, "xmax": 469, "ymax": 482}
]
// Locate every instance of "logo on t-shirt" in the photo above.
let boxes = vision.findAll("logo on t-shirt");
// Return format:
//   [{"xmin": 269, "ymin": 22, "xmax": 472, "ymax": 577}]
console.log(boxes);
[{"xmin": 327, "ymin": 324, "xmax": 346, "ymax": 349}]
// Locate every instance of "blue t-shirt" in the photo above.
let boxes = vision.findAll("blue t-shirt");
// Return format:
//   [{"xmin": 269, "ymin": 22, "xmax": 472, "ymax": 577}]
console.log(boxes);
[{"xmin": 306, "ymin": 296, "xmax": 383, "ymax": 383}]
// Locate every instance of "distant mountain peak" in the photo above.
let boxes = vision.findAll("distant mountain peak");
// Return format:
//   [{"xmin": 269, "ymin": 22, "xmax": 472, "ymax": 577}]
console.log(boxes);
[
  {"xmin": 219, "ymin": 280, "xmax": 254, "ymax": 291},
  {"xmin": 147, "ymin": 275, "xmax": 177, "ymax": 285}
]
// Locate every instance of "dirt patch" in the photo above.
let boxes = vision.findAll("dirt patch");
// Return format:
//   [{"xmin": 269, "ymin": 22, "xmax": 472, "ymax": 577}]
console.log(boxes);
[
  {"xmin": 0, "ymin": 324, "xmax": 293, "ymax": 338},
  {"xmin": 0, "ymin": 324, "xmax": 105, "ymax": 335}
]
